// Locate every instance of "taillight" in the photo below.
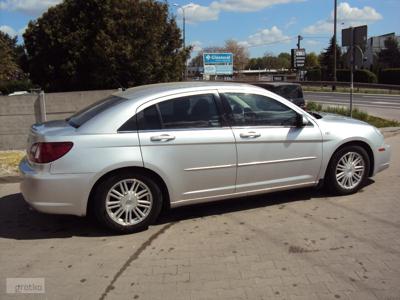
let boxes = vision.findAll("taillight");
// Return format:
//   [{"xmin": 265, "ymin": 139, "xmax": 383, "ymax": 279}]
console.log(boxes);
[{"xmin": 29, "ymin": 142, "xmax": 73, "ymax": 163}]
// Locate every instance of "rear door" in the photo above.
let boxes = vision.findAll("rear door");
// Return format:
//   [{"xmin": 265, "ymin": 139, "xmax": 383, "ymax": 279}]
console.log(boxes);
[{"xmin": 137, "ymin": 91, "xmax": 237, "ymax": 205}]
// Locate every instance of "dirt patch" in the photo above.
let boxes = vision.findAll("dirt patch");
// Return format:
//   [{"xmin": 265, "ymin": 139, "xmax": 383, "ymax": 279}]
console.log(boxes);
[{"xmin": 0, "ymin": 151, "xmax": 25, "ymax": 177}]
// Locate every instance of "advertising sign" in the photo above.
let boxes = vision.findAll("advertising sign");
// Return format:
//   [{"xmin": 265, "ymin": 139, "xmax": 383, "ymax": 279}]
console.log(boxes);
[
  {"xmin": 291, "ymin": 49, "xmax": 306, "ymax": 68},
  {"xmin": 203, "ymin": 53, "xmax": 233, "ymax": 75}
]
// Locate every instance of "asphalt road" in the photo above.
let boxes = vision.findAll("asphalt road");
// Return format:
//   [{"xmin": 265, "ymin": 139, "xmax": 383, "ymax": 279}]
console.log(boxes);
[{"xmin": 304, "ymin": 91, "xmax": 400, "ymax": 121}]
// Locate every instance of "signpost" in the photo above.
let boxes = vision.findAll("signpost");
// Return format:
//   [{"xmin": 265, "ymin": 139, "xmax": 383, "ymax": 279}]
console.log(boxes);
[
  {"xmin": 342, "ymin": 25, "xmax": 367, "ymax": 117},
  {"xmin": 203, "ymin": 53, "xmax": 233, "ymax": 77},
  {"xmin": 291, "ymin": 48, "xmax": 306, "ymax": 68}
]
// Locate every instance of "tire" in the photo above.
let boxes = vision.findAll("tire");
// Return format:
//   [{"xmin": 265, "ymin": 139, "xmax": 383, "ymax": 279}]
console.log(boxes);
[
  {"xmin": 93, "ymin": 171, "xmax": 163, "ymax": 233},
  {"xmin": 326, "ymin": 145, "xmax": 370, "ymax": 195}
]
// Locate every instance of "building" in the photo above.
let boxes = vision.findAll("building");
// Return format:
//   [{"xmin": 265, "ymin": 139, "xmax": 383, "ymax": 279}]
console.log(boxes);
[{"xmin": 364, "ymin": 32, "xmax": 400, "ymax": 69}]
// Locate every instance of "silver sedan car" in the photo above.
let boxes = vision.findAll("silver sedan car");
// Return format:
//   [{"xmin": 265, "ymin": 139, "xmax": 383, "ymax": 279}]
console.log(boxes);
[{"xmin": 20, "ymin": 82, "xmax": 391, "ymax": 232}]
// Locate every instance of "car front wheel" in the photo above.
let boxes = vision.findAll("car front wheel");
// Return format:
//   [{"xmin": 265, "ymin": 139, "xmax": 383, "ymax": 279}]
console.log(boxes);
[
  {"xmin": 94, "ymin": 171, "xmax": 162, "ymax": 233},
  {"xmin": 326, "ymin": 145, "xmax": 370, "ymax": 195}
]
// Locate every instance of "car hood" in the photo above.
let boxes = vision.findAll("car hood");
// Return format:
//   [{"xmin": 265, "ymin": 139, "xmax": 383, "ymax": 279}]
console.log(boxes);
[{"xmin": 313, "ymin": 112, "xmax": 369, "ymax": 126}]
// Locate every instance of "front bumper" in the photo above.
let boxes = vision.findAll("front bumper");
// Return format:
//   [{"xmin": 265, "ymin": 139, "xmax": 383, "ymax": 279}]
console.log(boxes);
[
  {"xmin": 19, "ymin": 158, "xmax": 93, "ymax": 216},
  {"xmin": 374, "ymin": 144, "xmax": 391, "ymax": 175}
]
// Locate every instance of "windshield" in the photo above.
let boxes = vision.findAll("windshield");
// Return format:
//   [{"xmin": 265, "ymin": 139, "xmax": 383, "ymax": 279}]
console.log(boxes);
[
  {"xmin": 67, "ymin": 96, "xmax": 127, "ymax": 128},
  {"xmin": 272, "ymin": 85, "xmax": 303, "ymax": 99}
]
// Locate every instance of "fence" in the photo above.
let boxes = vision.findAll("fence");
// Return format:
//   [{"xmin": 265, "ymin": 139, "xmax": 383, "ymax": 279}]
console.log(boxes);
[{"xmin": 0, "ymin": 89, "xmax": 116, "ymax": 150}]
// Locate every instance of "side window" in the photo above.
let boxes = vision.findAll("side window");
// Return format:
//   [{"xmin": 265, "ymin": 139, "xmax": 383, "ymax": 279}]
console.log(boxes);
[
  {"xmin": 222, "ymin": 93, "xmax": 298, "ymax": 126},
  {"xmin": 136, "ymin": 94, "xmax": 221, "ymax": 131}
]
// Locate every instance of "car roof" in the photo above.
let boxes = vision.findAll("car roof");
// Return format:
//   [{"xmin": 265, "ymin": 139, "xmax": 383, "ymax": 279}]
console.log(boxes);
[{"xmin": 115, "ymin": 81, "xmax": 260, "ymax": 101}]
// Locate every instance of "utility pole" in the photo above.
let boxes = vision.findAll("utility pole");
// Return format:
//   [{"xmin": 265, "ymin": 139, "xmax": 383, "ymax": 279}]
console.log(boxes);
[
  {"xmin": 297, "ymin": 35, "xmax": 302, "ymax": 49},
  {"xmin": 350, "ymin": 27, "xmax": 354, "ymax": 117},
  {"xmin": 173, "ymin": 3, "xmax": 190, "ymax": 81},
  {"xmin": 333, "ymin": 0, "xmax": 337, "ymax": 91}
]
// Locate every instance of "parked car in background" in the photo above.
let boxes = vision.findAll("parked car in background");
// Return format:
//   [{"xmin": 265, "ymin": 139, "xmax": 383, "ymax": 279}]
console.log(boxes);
[
  {"xmin": 254, "ymin": 82, "xmax": 305, "ymax": 108},
  {"xmin": 20, "ymin": 82, "xmax": 390, "ymax": 233}
]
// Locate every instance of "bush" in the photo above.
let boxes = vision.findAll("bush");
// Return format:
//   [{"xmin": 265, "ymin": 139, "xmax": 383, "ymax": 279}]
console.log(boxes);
[
  {"xmin": 379, "ymin": 68, "xmax": 400, "ymax": 85},
  {"xmin": 0, "ymin": 79, "xmax": 36, "ymax": 95},
  {"xmin": 306, "ymin": 68, "xmax": 321, "ymax": 81},
  {"xmin": 336, "ymin": 69, "xmax": 377, "ymax": 83}
]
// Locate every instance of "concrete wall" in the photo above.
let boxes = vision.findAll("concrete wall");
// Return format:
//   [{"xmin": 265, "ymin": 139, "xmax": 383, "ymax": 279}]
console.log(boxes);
[{"xmin": 0, "ymin": 89, "xmax": 116, "ymax": 150}]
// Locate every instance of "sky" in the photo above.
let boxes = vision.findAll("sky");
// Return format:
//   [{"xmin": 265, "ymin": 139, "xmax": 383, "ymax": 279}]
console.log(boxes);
[{"xmin": 0, "ymin": 0, "xmax": 399, "ymax": 58}]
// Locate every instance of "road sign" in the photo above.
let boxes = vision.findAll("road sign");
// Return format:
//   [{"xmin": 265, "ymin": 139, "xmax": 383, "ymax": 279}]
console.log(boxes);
[
  {"xmin": 203, "ymin": 53, "xmax": 233, "ymax": 75},
  {"xmin": 342, "ymin": 25, "xmax": 367, "ymax": 47},
  {"xmin": 291, "ymin": 48, "xmax": 306, "ymax": 68}
]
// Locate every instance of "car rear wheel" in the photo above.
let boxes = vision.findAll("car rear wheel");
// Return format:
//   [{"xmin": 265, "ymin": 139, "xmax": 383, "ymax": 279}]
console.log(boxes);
[
  {"xmin": 326, "ymin": 145, "xmax": 370, "ymax": 195},
  {"xmin": 93, "ymin": 171, "xmax": 162, "ymax": 233}
]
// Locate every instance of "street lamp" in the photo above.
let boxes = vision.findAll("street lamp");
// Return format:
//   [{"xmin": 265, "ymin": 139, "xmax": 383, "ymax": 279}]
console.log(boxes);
[{"xmin": 173, "ymin": 3, "xmax": 192, "ymax": 80}]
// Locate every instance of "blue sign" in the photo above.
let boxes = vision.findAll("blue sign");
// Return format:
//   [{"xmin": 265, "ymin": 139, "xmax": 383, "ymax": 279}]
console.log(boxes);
[
  {"xmin": 203, "ymin": 53, "xmax": 233, "ymax": 64},
  {"xmin": 203, "ymin": 52, "xmax": 233, "ymax": 75}
]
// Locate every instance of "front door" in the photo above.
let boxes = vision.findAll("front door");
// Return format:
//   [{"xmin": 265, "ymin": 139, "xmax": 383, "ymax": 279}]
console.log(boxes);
[{"xmin": 221, "ymin": 91, "xmax": 323, "ymax": 193}]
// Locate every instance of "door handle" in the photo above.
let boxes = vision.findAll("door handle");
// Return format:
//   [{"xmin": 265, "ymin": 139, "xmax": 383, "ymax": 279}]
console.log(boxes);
[
  {"xmin": 150, "ymin": 134, "xmax": 175, "ymax": 142},
  {"xmin": 240, "ymin": 131, "xmax": 261, "ymax": 138}
]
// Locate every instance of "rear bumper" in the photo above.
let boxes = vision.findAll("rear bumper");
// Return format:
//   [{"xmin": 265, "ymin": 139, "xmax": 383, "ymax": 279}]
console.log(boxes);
[
  {"xmin": 19, "ymin": 158, "xmax": 93, "ymax": 216},
  {"xmin": 373, "ymin": 144, "xmax": 391, "ymax": 175}
]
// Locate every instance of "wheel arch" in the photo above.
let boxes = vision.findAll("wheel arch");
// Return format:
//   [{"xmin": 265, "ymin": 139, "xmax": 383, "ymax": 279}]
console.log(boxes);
[
  {"xmin": 326, "ymin": 140, "xmax": 375, "ymax": 178},
  {"xmin": 87, "ymin": 166, "xmax": 170, "ymax": 216}
]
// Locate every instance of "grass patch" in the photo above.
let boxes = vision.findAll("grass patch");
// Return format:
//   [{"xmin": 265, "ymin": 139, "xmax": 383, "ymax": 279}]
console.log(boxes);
[
  {"xmin": 302, "ymin": 85, "xmax": 400, "ymax": 95},
  {"xmin": 306, "ymin": 101, "xmax": 400, "ymax": 128},
  {"xmin": 0, "ymin": 151, "xmax": 25, "ymax": 176}
]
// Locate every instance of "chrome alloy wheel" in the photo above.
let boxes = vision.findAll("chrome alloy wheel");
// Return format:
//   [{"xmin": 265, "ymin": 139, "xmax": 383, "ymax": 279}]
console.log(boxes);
[
  {"xmin": 105, "ymin": 179, "xmax": 153, "ymax": 226},
  {"xmin": 335, "ymin": 152, "xmax": 365, "ymax": 190}
]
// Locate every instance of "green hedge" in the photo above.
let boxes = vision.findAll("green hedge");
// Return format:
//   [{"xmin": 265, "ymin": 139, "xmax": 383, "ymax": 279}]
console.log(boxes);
[
  {"xmin": 0, "ymin": 79, "xmax": 36, "ymax": 95},
  {"xmin": 379, "ymin": 68, "xmax": 400, "ymax": 85},
  {"xmin": 306, "ymin": 68, "xmax": 321, "ymax": 81},
  {"xmin": 336, "ymin": 69, "xmax": 377, "ymax": 83}
]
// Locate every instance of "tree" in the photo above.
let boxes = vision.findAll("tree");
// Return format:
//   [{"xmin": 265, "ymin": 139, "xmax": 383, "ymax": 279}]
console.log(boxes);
[
  {"xmin": 224, "ymin": 39, "xmax": 249, "ymax": 71},
  {"xmin": 304, "ymin": 52, "xmax": 319, "ymax": 68},
  {"xmin": 378, "ymin": 37, "xmax": 400, "ymax": 68},
  {"xmin": 23, "ymin": 0, "xmax": 186, "ymax": 92},
  {"xmin": 0, "ymin": 32, "xmax": 25, "ymax": 81},
  {"xmin": 319, "ymin": 37, "xmax": 342, "ymax": 80}
]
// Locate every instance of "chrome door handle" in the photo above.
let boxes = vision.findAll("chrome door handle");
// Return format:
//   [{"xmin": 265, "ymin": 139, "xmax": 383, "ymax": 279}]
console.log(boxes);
[
  {"xmin": 150, "ymin": 134, "xmax": 175, "ymax": 142},
  {"xmin": 240, "ymin": 131, "xmax": 261, "ymax": 138}
]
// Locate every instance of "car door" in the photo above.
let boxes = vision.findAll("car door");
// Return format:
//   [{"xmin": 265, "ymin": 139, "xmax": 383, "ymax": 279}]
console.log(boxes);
[
  {"xmin": 137, "ymin": 91, "xmax": 237, "ymax": 205},
  {"xmin": 220, "ymin": 91, "xmax": 323, "ymax": 193}
]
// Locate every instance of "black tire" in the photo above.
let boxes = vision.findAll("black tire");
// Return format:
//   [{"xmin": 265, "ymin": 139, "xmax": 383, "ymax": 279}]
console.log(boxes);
[
  {"xmin": 93, "ymin": 171, "xmax": 163, "ymax": 233},
  {"xmin": 326, "ymin": 145, "xmax": 370, "ymax": 195}
]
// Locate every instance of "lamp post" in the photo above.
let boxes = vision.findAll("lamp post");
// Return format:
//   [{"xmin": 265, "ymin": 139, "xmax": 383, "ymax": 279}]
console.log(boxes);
[
  {"xmin": 333, "ymin": 0, "xmax": 337, "ymax": 91},
  {"xmin": 173, "ymin": 3, "xmax": 191, "ymax": 80}
]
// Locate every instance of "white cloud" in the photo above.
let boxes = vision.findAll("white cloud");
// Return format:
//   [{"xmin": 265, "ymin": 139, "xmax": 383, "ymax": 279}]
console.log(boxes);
[
  {"xmin": 0, "ymin": 24, "xmax": 17, "ymax": 36},
  {"xmin": 212, "ymin": 0, "xmax": 304, "ymax": 12},
  {"xmin": 177, "ymin": 3, "xmax": 219, "ymax": 23},
  {"xmin": 284, "ymin": 17, "xmax": 297, "ymax": 29},
  {"xmin": 303, "ymin": 2, "xmax": 382, "ymax": 34},
  {"xmin": 190, "ymin": 40, "xmax": 203, "ymax": 52},
  {"xmin": 0, "ymin": 0, "xmax": 61, "ymax": 15},
  {"xmin": 239, "ymin": 26, "xmax": 290, "ymax": 48},
  {"xmin": 177, "ymin": 0, "xmax": 304, "ymax": 23}
]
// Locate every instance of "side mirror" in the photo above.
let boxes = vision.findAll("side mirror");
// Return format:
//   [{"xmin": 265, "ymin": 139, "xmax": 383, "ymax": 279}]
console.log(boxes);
[{"xmin": 296, "ymin": 114, "xmax": 309, "ymax": 127}]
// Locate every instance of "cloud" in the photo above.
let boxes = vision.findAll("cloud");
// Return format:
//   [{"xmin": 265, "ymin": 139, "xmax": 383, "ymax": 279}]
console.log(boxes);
[
  {"xmin": 239, "ymin": 26, "xmax": 291, "ymax": 48},
  {"xmin": 303, "ymin": 2, "xmax": 382, "ymax": 34},
  {"xmin": 284, "ymin": 17, "xmax": 297, "ymax": 29},
  {"xmin": 0, "ymin": 25, "xmax": 17, "ymax": 36},
  {"xmin": 0, "ymin": 0, "xmax": 61, "ymax": 15},
  {"xmin": 177, "ymin": 0, "xmax": 304, "ymax": 23},
  {"xmin": 176, "ymin": 3, "xmax": 219, "ymax": 23},
  {"xmin": 190, "ymin": 40, "xmax": 203, "ymax": 52},
  {"xmin": 212, "ymin": 0, "xmax": 304, "ymax": 12}
]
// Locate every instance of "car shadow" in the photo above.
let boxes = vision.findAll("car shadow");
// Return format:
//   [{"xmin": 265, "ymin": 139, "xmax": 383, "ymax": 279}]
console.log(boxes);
[
  {"xmin": 0, "ymin": 179, "xmax": 374, "ymax": 240},
  {"xmin": 0, "ymin": 193, "xmax": 113, "ymax": 240}
]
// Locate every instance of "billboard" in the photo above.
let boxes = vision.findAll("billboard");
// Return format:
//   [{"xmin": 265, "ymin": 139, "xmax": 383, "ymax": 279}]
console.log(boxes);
[{"xmin": 203, "ymin": 53, "xmax": 233, "ymax": 75}]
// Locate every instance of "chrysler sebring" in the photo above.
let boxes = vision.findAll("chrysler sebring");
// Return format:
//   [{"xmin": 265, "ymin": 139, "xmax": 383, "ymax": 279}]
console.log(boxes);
[{"xmin": 20, "ymin": 82, "xmax": 391, "ymax": 232}]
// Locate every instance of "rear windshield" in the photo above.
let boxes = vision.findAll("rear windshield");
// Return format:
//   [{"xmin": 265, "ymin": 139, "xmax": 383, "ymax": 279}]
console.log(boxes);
[
  {"xmin": 271, "ymin": 85, "xmax": 303, "ymax": 99},
  {"xmin": 67, "ymin": 96, "xmax": 127, "ymax": 128}
]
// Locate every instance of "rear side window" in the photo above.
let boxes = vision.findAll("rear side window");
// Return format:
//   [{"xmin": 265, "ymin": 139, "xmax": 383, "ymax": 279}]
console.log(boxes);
[
  {"xmin": 135, "ymin": 94, "xmax": 222, "ymax": 131},
  {"xmin": 67, "ymin": 96, "xmax": 127, "ymax": 128}
]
